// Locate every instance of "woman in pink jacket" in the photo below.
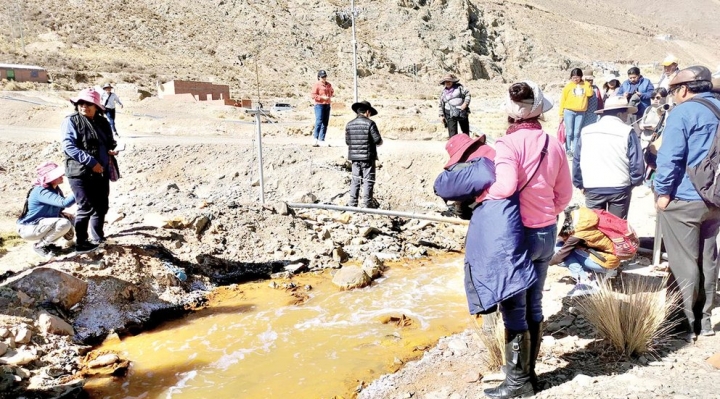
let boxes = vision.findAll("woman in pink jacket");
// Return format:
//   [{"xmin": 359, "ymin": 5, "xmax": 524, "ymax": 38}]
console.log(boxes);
[{"xmin": 483, "ymin": 81, "xmax": 573, "ymax": 399}]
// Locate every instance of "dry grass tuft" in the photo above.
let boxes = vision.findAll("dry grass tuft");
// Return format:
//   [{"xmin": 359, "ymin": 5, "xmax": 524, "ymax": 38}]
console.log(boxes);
[
  {"xmin": 577, "ymin": 276, "xmax": 679, "ymax": 356},
  {"xmin": 472, "ymin": 312, "xmax": 505, "ymax": 371}
]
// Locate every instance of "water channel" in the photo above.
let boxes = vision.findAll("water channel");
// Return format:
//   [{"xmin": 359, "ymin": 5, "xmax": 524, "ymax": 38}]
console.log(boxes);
[{"xmin": 85, "ymin": 256, "xmax": 471, "ymax": 398}]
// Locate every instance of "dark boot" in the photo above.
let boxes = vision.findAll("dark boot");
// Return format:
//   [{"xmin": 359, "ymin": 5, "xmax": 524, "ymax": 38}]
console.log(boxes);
[
  {"xmin": 484, "ymin": 330, "xmax": 534, "ymax": 399},
  {"xmin": 527, "ymin": 320, "xmax": 544, "ymax": 392}
]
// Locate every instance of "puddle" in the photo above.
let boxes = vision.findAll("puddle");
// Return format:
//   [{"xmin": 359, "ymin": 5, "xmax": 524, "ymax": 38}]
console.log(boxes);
[{"xmin": 85, "ymin": 256, "xmax": 471, "ymax": 398}]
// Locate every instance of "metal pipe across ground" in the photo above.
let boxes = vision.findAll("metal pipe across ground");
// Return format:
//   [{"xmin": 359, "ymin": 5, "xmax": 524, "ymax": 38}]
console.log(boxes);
[{"xmin": 286, "ymin": 203, "xmax": 470, "ymax": 226}]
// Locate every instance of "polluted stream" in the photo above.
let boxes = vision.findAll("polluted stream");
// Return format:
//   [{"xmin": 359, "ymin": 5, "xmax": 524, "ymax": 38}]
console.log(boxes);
[{"xmin": 85, "ymin": 256, "xmax": 471, "ymax": 398}]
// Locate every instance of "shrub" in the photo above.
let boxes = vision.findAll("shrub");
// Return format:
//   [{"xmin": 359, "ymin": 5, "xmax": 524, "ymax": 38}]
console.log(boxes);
[
  {"xmin": 472, "ymin": 311, "xmax": 505, "ymax": 371},
  {"xmin": 577, "ymin": 276, "xmax": 679, "ymax": 356}
]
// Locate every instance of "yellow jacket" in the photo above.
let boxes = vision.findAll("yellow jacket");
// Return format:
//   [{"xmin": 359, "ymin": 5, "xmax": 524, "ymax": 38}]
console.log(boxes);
[
  {"xmin": 551, "ymin": 207, "xmax": 620, "ymax": 269},
  {"xmin": 559, "ymin": 81, "xmax": 593, "ymax": 115}
]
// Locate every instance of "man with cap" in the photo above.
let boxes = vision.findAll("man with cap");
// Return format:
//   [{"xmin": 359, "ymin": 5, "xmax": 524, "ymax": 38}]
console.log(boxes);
[
  {"xmin": 62, "ymin": 88, "xmax": 117, "ymax": 254},
  {"xmin": 345, "ymin": 100, "xmax": 383, "ymax": 208},
  {"xmin": 311, "ymin": 70, "xmax": 334, "ymax": 147},
  {"xmin": 101, "ymin": 83, "xmax": 123, "ymax": 138},
  {"xmin": 657, "ymin": 55, "xmax": 680, "ymax": 90},
  {"xmin": 655, "ymin": 65, "xmax": 720, "ymax": 341},
  {"xmin": 438, "ymin": 73, "xmax": 471, "ymax": 138},
  {"xmin": 573, "ymin": 96, "xmax": 644, "ymax": 219}
]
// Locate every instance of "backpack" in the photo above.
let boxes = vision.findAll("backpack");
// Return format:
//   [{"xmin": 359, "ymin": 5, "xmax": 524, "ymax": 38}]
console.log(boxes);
[
  {"xmin": 685, "ymin": 97, "xmax": 720, "ymax": 207},
  {"xmin": 591, "ymin": 209, "xmax": 639, "ymax": 260}
]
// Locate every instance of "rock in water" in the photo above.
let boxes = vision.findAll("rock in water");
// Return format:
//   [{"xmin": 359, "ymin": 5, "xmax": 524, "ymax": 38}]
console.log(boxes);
[{"xmin": 332, "ymin": 266, "xmax": 371, "ymax": 290}]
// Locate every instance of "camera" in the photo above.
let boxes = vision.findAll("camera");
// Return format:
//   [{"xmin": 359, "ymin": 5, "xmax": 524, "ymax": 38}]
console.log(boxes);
[{"xmin": 661, "ymin": 103, "xmax": 672, "ymax": 111}]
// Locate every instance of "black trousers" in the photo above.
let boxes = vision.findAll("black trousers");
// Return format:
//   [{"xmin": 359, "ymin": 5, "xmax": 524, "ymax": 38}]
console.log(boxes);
[
  {"xmin": 69, "ymin": 175, "xmax": 110, "ymax": 243},
  {"xmin": 348, "ymin": 160, "xmax": 376, "ymax": 206},
  {"xmin": 584, "ymin": 187, "xmax": 633, "ymax": 219},
  {"xmin": 659, "ymin": 199, "xmax": 720, "ymax": 333},
  {"xmin": 446, "ymin": 115, "xmax": 470, "ymax": 138}
]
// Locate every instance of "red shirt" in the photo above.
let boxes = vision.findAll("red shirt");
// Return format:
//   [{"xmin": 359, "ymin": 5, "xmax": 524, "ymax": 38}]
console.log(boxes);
[{"xmin": 311, "ymin": 81, "xmax": 334, "ymax": 104}]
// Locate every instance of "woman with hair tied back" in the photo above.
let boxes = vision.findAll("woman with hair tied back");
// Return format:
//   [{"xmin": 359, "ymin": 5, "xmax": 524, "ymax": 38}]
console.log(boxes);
[
  {"xmin": 558, "ymin": 68, "xmax": 594, "ymax": 156},
  {"xmin": 482, "ymin": 81, "xmax": 572, "ymax": 399}
]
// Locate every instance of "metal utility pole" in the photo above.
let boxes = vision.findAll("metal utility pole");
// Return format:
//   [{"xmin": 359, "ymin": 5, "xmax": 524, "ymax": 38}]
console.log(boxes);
[
  {"xmin": 350, "ymin": 0, "xmax": 359, "ymax": 103},
  {"xmin": 248, "ymin": 106, "xmax": 266, "ymax": 204}
]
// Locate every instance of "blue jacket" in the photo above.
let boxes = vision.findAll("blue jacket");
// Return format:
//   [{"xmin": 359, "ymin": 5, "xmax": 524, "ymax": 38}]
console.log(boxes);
[
  {"xmin": 17, "ymin": 186, "xmax": 75, "ymax": 225},
  {"xmin": 434, "ymin": 158, "xmax": 536, "ymax": 315},
  {"xmin": 654, "ymin": 93, "xmax": 720, "ymax": 201},
  {"xmin": 617, "ymin": 76, "xmax": 654, "ymax": 116}
]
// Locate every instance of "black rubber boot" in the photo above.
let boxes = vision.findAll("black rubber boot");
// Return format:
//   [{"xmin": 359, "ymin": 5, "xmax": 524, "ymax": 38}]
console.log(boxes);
[
  {"xmin": 484, "ymin": 330, "xmax": 534, "ymax": 399},
  {"xmin": 527, "ymin": 320, "xmax": 544, "ymax": 392}
]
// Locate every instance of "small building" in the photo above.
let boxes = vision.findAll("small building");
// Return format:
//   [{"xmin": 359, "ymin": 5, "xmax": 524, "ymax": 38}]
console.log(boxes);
[
  {"xmin": 158, "ymin": 80, "xmax": 231, "ymax": 105},
  {"xmin": 0, "ymin": 64, "xmax": 49, "ymax": 83}
]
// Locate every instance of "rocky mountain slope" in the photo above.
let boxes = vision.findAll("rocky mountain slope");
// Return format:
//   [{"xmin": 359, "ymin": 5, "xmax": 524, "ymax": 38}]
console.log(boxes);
[{"xmin": 1, "ymin": 0, "xmax": 719, "ymax": 103}]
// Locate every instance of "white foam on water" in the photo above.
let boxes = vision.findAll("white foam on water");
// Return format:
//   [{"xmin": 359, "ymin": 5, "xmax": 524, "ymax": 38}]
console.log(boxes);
[{"xmin": 164, "ymin": 370, "xmax": 197, "ymax": 399}]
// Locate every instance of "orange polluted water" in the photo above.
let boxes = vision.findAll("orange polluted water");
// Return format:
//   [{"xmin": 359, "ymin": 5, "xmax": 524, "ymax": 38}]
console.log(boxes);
[{"xmin": 85, "ymin": 257, "xmax": 470, "ymax": 399}]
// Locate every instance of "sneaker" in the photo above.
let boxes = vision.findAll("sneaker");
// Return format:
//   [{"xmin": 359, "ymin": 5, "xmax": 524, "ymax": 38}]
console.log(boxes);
[
  {"xmin": 89, "ymin": 238, "xmax": 107, "ymax": 247},
  {"xmin": 33, "ymin": 245, "xmax": 55, "ymax": 259},
  {"xmin": 312, "ymin": 139, "xmax": 319, "ymax": 147},
  {"xmin": 74, "ymin": 242, "xmax": 99, "ymax": 254},
  {"xmin": 362, "ymin": 199, "xmax": 380, "ymax": 209},
  {"xmin": 567, "ymin": 283, "xmax": 598, "ymax": 297}
]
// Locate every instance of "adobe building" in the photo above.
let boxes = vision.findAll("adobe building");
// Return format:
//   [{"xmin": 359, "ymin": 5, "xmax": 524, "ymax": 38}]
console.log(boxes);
[
  {"xmin": 158, "ymin": 80, "xmax": 232, "ymax": 105},
  {"xmin": 0, "ymin": 64, "xmax": 49, "ymax": 83}
]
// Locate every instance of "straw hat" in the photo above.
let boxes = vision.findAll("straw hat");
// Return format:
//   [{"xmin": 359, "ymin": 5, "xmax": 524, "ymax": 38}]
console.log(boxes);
[{"xmin": 439, "ymin": 74, "xmax": 460, "ymax": 85}]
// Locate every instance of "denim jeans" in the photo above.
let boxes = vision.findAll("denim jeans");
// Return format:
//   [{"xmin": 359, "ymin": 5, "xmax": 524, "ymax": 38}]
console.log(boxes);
[
  {"xmin": 562, "ymin": 249, "xmax": 608, "ymax": 282},
  {"xmin": 563, "ymin": 109, "xmax": 585, "ymax": 153},
  {"xmin": 105, "ymin": 108, "xmax": 117, "ymax": 133},
  {"xmin": 313, "ymin": 104, "xmax": 331, "ymax": 141},
  {"xmin": 499, "ymin": 224, "xmax": 557, "ymax": 331}
]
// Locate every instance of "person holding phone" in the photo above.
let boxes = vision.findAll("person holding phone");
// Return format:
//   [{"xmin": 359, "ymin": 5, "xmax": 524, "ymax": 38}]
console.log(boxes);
[{"xmin": 617, "ymin": 66, "xmax": 655, "ymax": 118}]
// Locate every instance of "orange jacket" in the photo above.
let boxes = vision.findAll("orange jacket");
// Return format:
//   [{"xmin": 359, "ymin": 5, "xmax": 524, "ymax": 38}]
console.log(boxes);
[{"xmin": 311, "ymin": 81, "xmax": 334, "ymax": 104}]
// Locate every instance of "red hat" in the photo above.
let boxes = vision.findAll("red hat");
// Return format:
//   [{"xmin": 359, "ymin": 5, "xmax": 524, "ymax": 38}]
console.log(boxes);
[
  {"xmin": 70, "ymin": 88, "xmax": 105, "ymax": 110},
  {"xmin": 34, "ymin": 161, "xmax": 65, "ymax": 187},
  {"xmin": 444, "ymin": 133, "xmax": 493, "ymax": 169}
]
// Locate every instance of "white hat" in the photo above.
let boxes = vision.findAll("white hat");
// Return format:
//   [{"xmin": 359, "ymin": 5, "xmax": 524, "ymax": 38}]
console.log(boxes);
[
  {"xmin": 595, "ymin": 96, "xmax": 638, "ymax": 115},
  {"xmin": 505, "ymin": 80, "xmax": 553, "ymax": 121}
]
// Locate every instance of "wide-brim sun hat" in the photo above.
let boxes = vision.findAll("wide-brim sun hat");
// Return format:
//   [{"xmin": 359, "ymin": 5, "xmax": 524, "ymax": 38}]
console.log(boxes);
[
  {"xmin": 102, "ymin": 83, "xmax": 113, "ymax": 89},
  {"xmin": 35, "ymin": 161, "xmax": 65, "ymax": 187},
  {"xmin": 595, "ymin": 96, "xmax": 638, "ymax": 114},
  {"xmin": 439, "ymin": 73, "xmax": 460, "ymax": 85},
  {"xmin": 444, "ymin": 133, "xmax": 490, "ymax": 169},
  {"xmin": 351, "ymin": 100, "xmax": 378, "ymax": 116},
  {"xmin": 70, "ymin": 88, "xmax": 105, "ymax": 110},
  {"xmin": 505, "ymin": 80, "xmax": 554, "ymax": 121}
]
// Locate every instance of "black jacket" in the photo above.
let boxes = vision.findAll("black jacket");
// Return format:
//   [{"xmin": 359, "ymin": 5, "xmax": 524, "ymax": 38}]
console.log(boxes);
[{"xmin": 345, "ymin": 115, "xmax": 383, "ymax": 161}]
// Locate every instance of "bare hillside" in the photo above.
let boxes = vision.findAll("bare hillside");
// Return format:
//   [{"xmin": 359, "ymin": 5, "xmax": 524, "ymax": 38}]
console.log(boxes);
[{"xmin": 1, "ymin": 0, "xmax": 718, "ymax": 101}]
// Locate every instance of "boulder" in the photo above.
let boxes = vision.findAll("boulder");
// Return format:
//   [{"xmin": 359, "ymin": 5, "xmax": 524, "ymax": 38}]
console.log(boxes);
[
  {"xmin": 193, "ymin": 215, "xmax": 211, "ymax": 235},
  {"xmin": 362, "ymin": 255, "xmax": 384, "ymax": 279},
  {"xmin": 0, "ymin": 343, "xmax": 7, "ymax": 357},
  {"xmin": 7, "ymin": 267, "xmax": 87, "ymax": 309},
  {"xmin": 332, "ymin": 247, "xmax": 349, "ymax": 263},
  {"xmin": 360, "ymin": 226, "xmax": 380, "ymax": 238},
  {"xmin": 37, "ymin": 311, "xmax": 75, "ymax": 336},
  {"xmin": 13, "ymin": 327, "xmax": 31, "ymax": 345},
  {"xmin": 0, "ymin": 366, "xmax": 14, "ymax": 391},
  {"xmin": 0, "ymin": 350, "xmax": 38, "ymax": 366},
  {"xmin": 88, "ymin": 353, "xmax": 119, "ymax": 369},
  {"xmin": 332, "ymin": 266, "xmax": 371, "ymax": 290}
]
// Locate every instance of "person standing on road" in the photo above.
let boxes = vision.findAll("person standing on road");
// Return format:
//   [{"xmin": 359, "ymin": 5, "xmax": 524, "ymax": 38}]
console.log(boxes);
[
  {"xmin": 101, "ymin": 83, "xmax": 123, "ymax": 138},
  {"xmin": 345, "ymin": 101, "xmax": 383, "ymax": 208},
  {"xmin": 483, "ymin": 80, "xmax": 572, "ymax": 398},
  {"xmin": 573, "ymin": 96, "xmax": 644, "ymax": 220},
  {"xmin": 438, "ymin": 73, "xmax": 471, "ymax": 139},
  {"xmin": 311, "ymin": 70, "xmax": 334, "ymax": 147},
  {"xmin": 16, "ymin": 161, "xmax": 76, "ymax": 258},
  {"xmin": 559, "ymin": 68, "xmax": 594, "ymax": 156},
  {"xmin": 62, "ymin": 88, "xmax": 117, "ymax": 254},
  {"xmin": 654, "ymin": 66, "xmax": 720, "ymax": 342}
]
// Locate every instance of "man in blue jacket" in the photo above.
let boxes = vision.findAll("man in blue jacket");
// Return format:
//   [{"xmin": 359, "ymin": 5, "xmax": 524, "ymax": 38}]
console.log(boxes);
[
  {"xmin": 655, "ymin": 65, "xmax": 720, "ymax": 342},
  {"xmin": 573, "ymin": 96, "xmax": 644, "ymax": 219},
  {"xmin": 617, "ymin": 66, "xmax": 655, "ymax": 118}
]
